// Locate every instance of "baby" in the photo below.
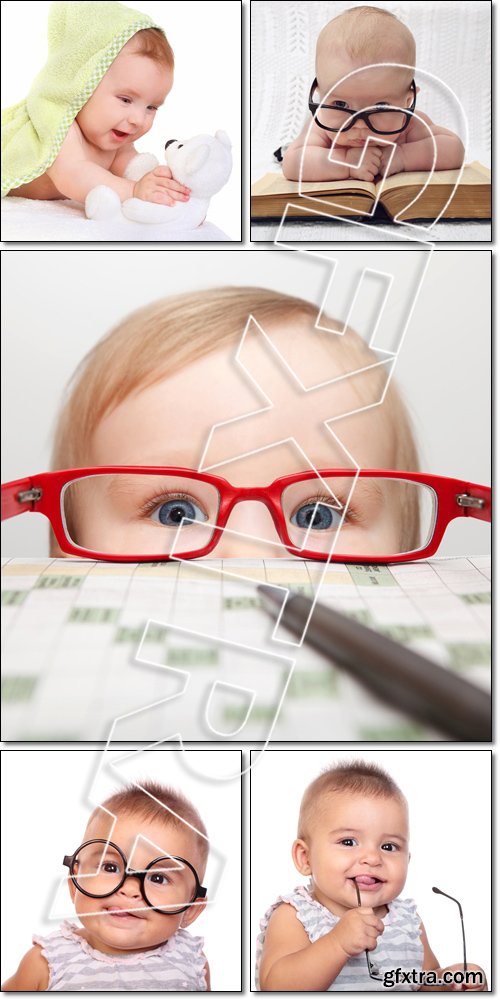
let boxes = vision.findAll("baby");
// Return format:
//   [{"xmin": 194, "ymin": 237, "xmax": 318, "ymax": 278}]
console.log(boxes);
[
  {"xmin": 256, "ymin": 761, "xmax": 487, "ymax": 991},
  {"xmin": 2, "ymin": 781, "xmax": 210, "ymax": 991},
  {"xmin": 44, "ymin": 286, "xmax": 421, "ymax": 561},
  {"xmin": 282, "ymin": 5, "xmax": 465, "ymax": 183},
  {"xmin": 2, "ymin": 2, "xmax": 190, "ymax": 208}
]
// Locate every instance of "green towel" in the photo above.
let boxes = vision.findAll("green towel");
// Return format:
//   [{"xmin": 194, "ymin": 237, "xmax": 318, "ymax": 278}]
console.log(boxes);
[{"xmin": 1, "ymin": 1, "xmax": 162, "ymax": 197}]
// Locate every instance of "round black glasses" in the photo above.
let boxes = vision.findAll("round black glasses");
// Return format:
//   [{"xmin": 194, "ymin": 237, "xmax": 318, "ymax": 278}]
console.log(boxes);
[
  {"xmin": 63, "ymin": 839, "xmax": 207, "ymax": 915},
  {"xmin": 308, "ymin": 78, "xmax": 417, "ymax": 134}
]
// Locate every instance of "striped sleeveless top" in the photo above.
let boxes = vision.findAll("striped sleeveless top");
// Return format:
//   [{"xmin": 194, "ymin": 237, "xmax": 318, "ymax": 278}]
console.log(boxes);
[
  {"xmin": 33, "ymin": 920, "xmax": 208, "ymax": 991},
  {"xmin": 256, "ymin": 886, "xmax": 424, "ymax": 991}
]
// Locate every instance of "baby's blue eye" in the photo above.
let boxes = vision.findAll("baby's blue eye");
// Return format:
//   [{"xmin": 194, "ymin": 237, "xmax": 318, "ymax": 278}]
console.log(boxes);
[
  {"xmin": 291, "ymin": 502, "xmax": 341, "ymax": 531},
  {"xmin": 151, "ymin": 497, "xmax": 208, "ymax": 527}
]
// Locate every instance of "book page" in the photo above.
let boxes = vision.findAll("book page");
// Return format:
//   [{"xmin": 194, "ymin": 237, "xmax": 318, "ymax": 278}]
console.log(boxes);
[
  {"xmin": 376, "ymin": 161, "xmax": 491, "ymax": 195},
  {"xmin": 1, "ymin": 556, "xmax": 490, "ymax": 742},
  {"xmin": 251, "ymin": 172, "xmax": 376, "ymax": 198}
]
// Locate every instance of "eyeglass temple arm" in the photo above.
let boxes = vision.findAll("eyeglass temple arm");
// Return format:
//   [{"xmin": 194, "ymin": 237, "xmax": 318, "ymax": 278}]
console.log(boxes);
[
  {"xmin": 432, "ymin": 887, "xmax": 467, "ymax": 972},
  {"xmin": 352, "ymin": 878, "xmax": 383, "ymax": 980},
  {"xmin": 456, "ymin": 484, "xmax": 491, "ymax": 523},
  {"xmin": 1, "ymin": 478, "xmax": 42, "ymax": 521}
]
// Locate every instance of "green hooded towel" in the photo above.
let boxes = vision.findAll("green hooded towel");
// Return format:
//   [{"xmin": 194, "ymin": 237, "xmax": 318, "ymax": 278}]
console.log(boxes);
[{"xmin": 1, "ymin": 1, "xmax": 163, "ymax": 197}]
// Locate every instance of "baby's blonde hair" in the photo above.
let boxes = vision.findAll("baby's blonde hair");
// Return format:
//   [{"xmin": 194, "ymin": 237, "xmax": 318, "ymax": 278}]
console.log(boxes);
[
  {"xmin": 317, "ymin": 6, "xmax": 416, "ymax": 85},
  {"xmin": 298, "ymin": 760, "xmax": 407, "ymax": 841}
]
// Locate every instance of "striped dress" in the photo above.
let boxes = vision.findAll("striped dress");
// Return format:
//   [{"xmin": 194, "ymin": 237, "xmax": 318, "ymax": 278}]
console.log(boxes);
[
  {"xmin": 256, "ymin": 886, "xmax": 424, "ymax": 991},
  {"xmin": 33, "ymin": 920, "xmax": 208, "ymax": 991}
]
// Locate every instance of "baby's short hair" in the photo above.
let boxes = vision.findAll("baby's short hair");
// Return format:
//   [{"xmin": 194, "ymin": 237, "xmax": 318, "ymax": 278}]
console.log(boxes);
[
  {"xmin": 298, "ymin": 759, "xmax": 406, "ymax": 840},
  {"xmin": 52, "ymin": 286, "xmax": 418, "ymax": 472},
  {"xmin": 88, "ymin": 780, "xmax": 209, "ymax": 872},
  {"xmin": 131, "ymin": 27, "xmax": 174, "ymax": 69},
  {"xmin": 317, "ymin": 6, "xmax": 416, "ymax": 84}
]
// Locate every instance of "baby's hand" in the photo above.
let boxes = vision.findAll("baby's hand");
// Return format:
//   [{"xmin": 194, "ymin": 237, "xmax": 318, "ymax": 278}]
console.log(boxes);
[
  {"xmin": 333, "ymin": 906, "xmax": 384, "ymax": 958},
  {"xmin": 133, "ymin": 167, "xmax": 191, "ymax": 206},
  {"xmin": 445, "ymin": 963, "xmax": 487, "ymax": 991},
  {"xmin": 345, "ymin": 145, "xmax": 382, "ymax": 182},
  {"xmin": 378, "ymin": 144, "xmax": 405, "ymax": 178}
]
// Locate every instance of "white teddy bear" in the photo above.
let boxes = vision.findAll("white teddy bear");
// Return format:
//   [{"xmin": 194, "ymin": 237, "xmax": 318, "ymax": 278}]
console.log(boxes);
[{"xmin": 85, "ymin": 130, "xmax": 232, "ymax": 228}]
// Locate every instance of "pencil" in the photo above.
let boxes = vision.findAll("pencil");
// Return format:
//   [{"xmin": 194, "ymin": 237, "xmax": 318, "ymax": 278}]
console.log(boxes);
[{"xmin": 257, "ymin": 585, "xmax": 491, "ymax": 741}]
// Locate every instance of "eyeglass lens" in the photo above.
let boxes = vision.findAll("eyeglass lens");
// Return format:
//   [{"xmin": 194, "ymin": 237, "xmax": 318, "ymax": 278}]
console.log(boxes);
[
  {"xmin": 71, "ymin": 842, "xmax": 197, "ymax": 912},
  {"xmin": 314, "ymin": 104, "xmax": 410, "ymax": 133},
  {"xmin": 61, "ymin": 473, "xmax": 437, "ymax": 558}
]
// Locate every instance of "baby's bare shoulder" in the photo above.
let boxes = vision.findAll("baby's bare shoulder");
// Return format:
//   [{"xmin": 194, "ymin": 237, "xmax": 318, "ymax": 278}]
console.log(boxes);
[
  {"xmin": 2, "ymin": 944, "xmax": 50, "ymax": 991},
  {"xmin": 263, "ymin": 902, "xmax": 310, "ymax": 950}
]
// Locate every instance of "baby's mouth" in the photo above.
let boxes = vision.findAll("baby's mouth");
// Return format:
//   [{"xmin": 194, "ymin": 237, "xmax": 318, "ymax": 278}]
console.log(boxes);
[
  {"xmin": 102, "ymin": 905, "xmax": 145, "ymax": 920},
  {"xmin": 352, "ymin": 875, "xmax": 385, "ymax": 888},
  {"xmin": 111, "ymin": 129, "xmax": 129, "ymax": 139}
]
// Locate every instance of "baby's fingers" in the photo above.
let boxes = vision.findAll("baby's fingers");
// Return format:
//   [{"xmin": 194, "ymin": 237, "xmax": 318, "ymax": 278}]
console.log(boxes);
[
  {"xmin": 148, "ymin": 191, "xmax": 176, "ymax": 207},
  {"xmin": 153, "ymin": 166, "xmax": 174, "ymax": 179},
  {"xmin": 154, "ymin": 177, "xmax": 191, "ymax": 198}
]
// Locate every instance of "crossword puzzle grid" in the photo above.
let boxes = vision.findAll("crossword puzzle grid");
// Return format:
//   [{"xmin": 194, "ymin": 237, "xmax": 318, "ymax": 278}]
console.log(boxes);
[{"xmin": 1, "ymin": 556, "xmax": 490, "ymax": 741}]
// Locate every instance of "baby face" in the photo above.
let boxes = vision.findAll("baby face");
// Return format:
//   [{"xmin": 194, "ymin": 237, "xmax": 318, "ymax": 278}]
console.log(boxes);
[
  {"xmin": 71, "ymin": 321, "xmax": 409, "ymax": 559},
  {"xmin": 76, "ymin": 38, "xmax": 172, "ymax": 152},
  {"xmin": 68, "ymin": 810, "xmax": 204, "ymax": 955},
  {"xmin": 315, "ymin": 62, "xmax": 414, "ymax": 147},
  {"xmin": 294, "ymin": 791, "xmax": 409, "ymax": 916}
]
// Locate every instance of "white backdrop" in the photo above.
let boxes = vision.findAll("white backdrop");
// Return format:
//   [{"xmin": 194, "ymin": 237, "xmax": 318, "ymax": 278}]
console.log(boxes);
[
  {"xmin": 0, "ymin": 1, "xmax": 242, "ymax": 240},
  {"xmin": 0, "ymin": 747, "xmax": 242, "ymax": 990},
  {"xmin": 250, "ymin": 747, "xmax": 492, "ymax": 986},
  {"xmin": 1, "ymin": 247, "xmax": 491, "ymax": 558}
]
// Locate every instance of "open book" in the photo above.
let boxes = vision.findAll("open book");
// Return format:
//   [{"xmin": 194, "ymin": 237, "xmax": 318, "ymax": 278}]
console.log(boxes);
[{"xmin": 251, "ymin": 161, "xmax": 491, "ymax": 222}]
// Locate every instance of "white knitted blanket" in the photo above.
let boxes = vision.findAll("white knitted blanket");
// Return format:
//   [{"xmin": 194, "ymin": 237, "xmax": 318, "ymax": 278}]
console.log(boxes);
[{"xmin": 251, "ymin": 0, "xmax": 491, "ymax": 240}]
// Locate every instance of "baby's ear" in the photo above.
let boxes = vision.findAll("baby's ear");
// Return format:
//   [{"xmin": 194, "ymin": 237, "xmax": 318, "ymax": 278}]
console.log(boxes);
[
  {"xmin": 181, "ymin": 897, "xmax": 207, "ymax": 928},
  {"xmin": 67, "ymin": 868, "xmax": 77, "ymax": 904},
  {"xmin": 291, "ymin": 838, "xmax": 311, "ymax": 876}
]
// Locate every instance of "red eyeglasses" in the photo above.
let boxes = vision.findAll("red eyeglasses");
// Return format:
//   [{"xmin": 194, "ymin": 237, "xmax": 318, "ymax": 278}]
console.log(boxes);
[{"xmin": 1, "ymin": 467, "xmax": 491, "ymax": 563}]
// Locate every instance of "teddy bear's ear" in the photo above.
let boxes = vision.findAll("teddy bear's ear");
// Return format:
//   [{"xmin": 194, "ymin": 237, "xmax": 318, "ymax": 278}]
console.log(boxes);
[
  {"xmin": 185, "ymin": 144, "xmax": 211, "ymax": 175},
  {"xmin": 215, "ymin": 130, "xmax": 231, "ymax": 148}
]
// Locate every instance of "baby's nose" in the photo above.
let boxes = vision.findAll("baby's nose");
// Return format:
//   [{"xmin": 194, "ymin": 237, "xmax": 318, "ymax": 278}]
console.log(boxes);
[
  {"xmin": 118, "ymin": 876, "xmax": 142, "ymax": 897},
  {"xmin": 126, "ymin": 106, "xmax": 146, "ymax": 128},
  {"xmin": 208, "ymin": 502, "xmax": 289, "ymax": 559}
]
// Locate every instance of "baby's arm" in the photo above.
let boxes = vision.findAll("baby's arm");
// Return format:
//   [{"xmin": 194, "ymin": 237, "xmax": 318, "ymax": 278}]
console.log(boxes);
[
  {"xmin": 418, "ymin": 921, "xmax": 487, "ymax": 992},
  {"xmin": 379, "ymin": 113, "xmax": 465, "ymax": 176},
  {"xmin": 46, "ymin": 124, "xmax": 189, "ymax": 206},
  {"xmin": 283, "ymin": 122, "xmax": 382, "ymax": 182},
  {"xmin": 259, "ymin": 902, "xmax": 384, "ymax": 991},
  {"xmin": 203, "ymin": 959, "xmax": 211, "ymax": 990},
  {"xmin": 2, "ymin": 945, "xmax": 49, "ymax": 991}
]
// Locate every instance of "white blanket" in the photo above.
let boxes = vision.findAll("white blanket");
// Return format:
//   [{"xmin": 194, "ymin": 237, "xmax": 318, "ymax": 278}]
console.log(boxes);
[{"xmin": 1, "ymin": 196, "xmax": 230, "ymax": 242}]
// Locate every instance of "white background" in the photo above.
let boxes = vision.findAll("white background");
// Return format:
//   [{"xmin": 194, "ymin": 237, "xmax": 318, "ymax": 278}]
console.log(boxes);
[
  {"xmin": 0, "ymin": 1, "xmax": 242, "ymax": 240},
  {"xmin": 1, "ymin": 247, "xmax": 491, "ymax": 558},
  {"xmin": 250, "ymin": 747, "xmax": 492, "ymax": 986},
  {"xmin": 0, "ymin": 747, "xmax": 242, "ymax": 990}
]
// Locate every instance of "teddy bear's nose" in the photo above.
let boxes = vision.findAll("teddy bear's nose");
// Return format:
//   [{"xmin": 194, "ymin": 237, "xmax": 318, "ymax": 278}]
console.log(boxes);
[{"xmin": 164, "ymin": 139, "xmax": 177, "ymax": 150}]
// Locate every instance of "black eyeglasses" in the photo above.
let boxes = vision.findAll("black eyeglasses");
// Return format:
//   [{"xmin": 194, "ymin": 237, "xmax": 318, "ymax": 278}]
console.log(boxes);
[
  {"xmin": 353, "ymin": 882, "xmax": 468, "ymax": 984},
  {"xmin": 63, "ymin": 839, "xmax": 207, "ymax": 915},
  {"xmin": 308, "ymin": 77, "xmax": 417, "ymax": 134}
]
